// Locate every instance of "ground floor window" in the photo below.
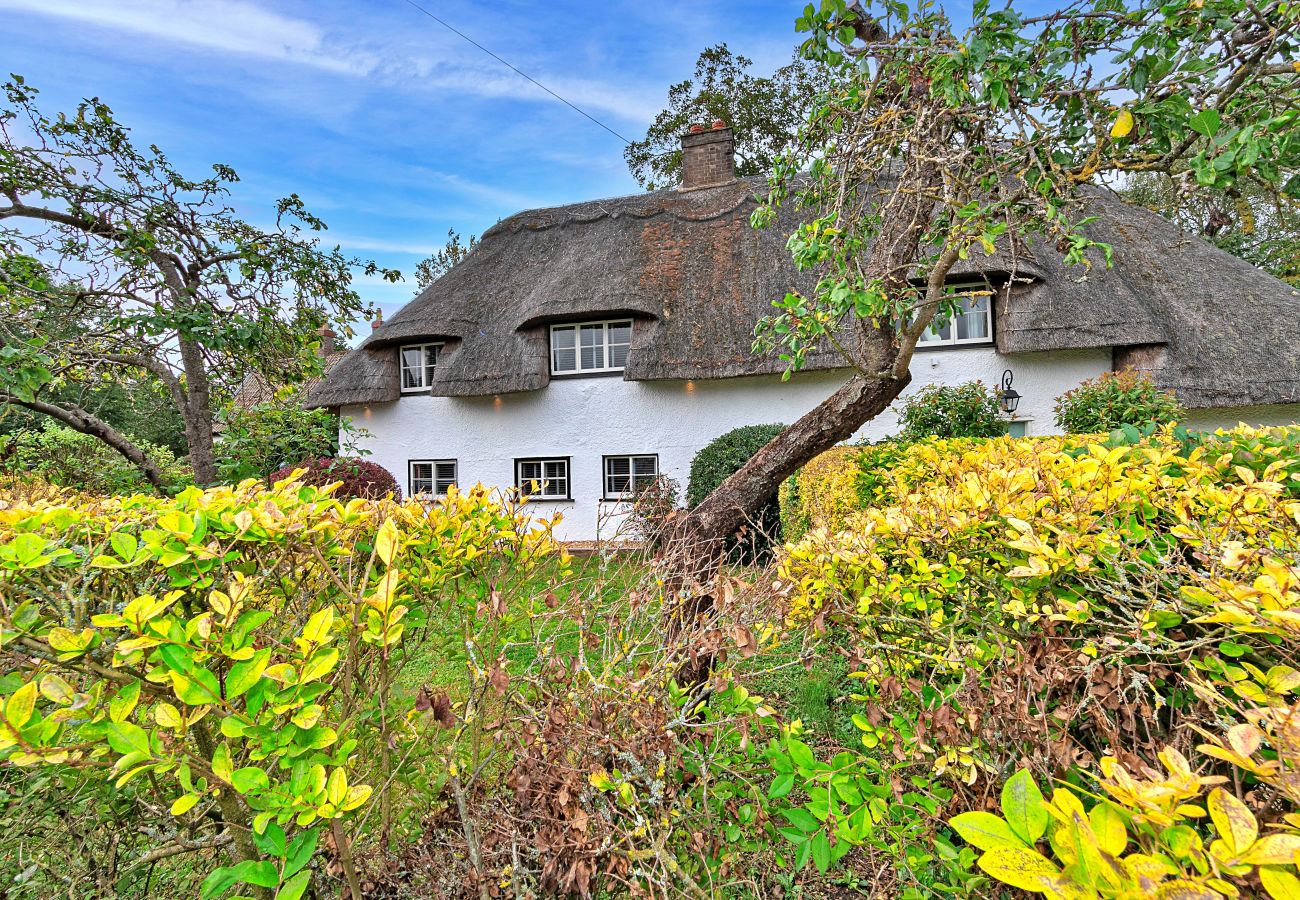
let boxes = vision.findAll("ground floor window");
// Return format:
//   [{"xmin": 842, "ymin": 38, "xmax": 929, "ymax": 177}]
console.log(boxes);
[
  {"xmin": 1003, "ymin": 420, "xmax": 1030, "ymax": 438},
  {"xmin": 515, "ymin": 457, "xmax": 570, "ymax": 499},
  {"xmin": 409, "ymin": 459, "xmax": 457, "ymax": 496},
  {"xmin": 603, "ymin": 454, "xmax": 659, "ymax": 499}
]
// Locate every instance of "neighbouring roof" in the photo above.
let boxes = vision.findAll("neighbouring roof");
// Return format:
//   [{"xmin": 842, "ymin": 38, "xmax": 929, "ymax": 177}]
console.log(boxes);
[
  {"xmin": 307, "ymin": 176, "xmax": 1300, "ymax": 411},
  {"xmin": 232, "ymin": 348, "xmax": 349, "ymax": 411}
]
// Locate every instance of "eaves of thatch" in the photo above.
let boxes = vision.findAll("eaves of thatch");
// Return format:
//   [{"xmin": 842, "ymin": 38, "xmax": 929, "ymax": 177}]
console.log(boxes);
[{"xmin": 306, "ymin": 176, "xmax": 1300, "ymax": 411}]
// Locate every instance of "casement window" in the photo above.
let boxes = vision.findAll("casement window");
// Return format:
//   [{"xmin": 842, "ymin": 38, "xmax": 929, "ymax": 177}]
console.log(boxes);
[
  {"xmin": 916, "ymin": 284, "xmax": 993, "ymax": 348},
  {"xmin": 603, "ymin": 455, "xmax": 659, "ymax": 500},
  {"xmin": 409, "ymin": 459, "xmax": 457, "ymax": 497},
  {"xmin": 515, "ymin": 457, "xmax": 571, "ymax": 500},
  {"xmin": 400, "ymin": 343, "xmax": 441, "ymax": 392},
  {"xmin": 550, "ymin": 320, "xmax": 632, "ymax": 375}
]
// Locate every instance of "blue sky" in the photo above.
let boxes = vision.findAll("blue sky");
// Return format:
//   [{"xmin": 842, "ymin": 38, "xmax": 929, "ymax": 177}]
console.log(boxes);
[{"xmin": 0, "ymin": 0, "xmax": 821, "ymax": 334}]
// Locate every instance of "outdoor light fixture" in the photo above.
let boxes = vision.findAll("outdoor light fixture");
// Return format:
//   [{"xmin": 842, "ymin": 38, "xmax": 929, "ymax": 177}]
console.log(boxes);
[{"xmin": 999, "ymin": 369, "xmax": 1021, "ymax": 415}]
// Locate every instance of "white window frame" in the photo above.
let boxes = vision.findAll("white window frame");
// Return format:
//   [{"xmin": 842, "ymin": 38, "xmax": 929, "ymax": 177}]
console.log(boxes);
[
  {"xmin": 399, "ymin": 342, "xmax": 442, "ymax": 392},
  {"xmin": 409, "ymin": 459, "xmax": 457, "ymax": 497},
  {"xmin": 515, "ymin": 457, "xmax": 571, "ymax": 500},
  {"xmin": 603, "ymin": 454, "xmax": 659, "ymax": 500},
  {"xmin": 915, "ymin": 283, "xmax": 994, "ymax": 349},
  {"xmin": 549, "ymin": 319, "xmax": 632, "ymax": 375}
]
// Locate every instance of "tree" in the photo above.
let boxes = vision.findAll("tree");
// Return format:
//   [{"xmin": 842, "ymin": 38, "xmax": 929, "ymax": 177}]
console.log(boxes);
[
  {"xmin": 682, "ymin": 0, "xmax": 1300, "ymax": 561},
  {"xmin": 624, "ymin": 44, "xmax": 825, "ymax": 190},
  {"xmin": 413, "ymin": 228, "xmax": 478, "ymax": 293},
  {"xmin": 1120, "ymin": 171, "xmax": 1299, "ymax": 283},
  {"xmin": 0, "ymin": 78, "xmax": 398, "ymax": 488}
]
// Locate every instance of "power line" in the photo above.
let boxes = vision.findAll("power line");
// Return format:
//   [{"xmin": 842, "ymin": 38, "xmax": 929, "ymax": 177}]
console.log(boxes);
[{"xmin": 397, "ymin": 0, "xmax": 634, "ymax": 145}]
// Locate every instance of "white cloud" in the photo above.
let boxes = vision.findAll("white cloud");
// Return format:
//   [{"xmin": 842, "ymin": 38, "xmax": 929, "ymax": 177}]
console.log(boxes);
[
  {"xmin": 0, "ymin": 0, "xmax": 660, "ymax": 124},
  {"xmin": 0, "ymin": 0, "xmax": 374, "ymax": 74}
]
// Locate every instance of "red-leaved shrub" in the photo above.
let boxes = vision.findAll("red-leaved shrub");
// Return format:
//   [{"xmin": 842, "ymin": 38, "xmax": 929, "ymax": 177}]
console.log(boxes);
[{"xmin": 268, "ymin": 457, "xmax": 401, "ymax": 500}]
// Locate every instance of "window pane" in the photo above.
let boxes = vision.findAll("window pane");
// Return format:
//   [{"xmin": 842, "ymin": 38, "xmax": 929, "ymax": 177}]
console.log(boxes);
[
  {"xmin": 607, "ymin": 322, "xmax": 631, "ymax": 369},
  {"xmin": 956, "ymin": 295, "xmax": 990, "ymax": 341},
  {"xmin": 579, "ymin": 325, "xmax": 604, "ymax": 370},
  {"xmin": 435, "ymin": 461, "xmax": 457, "ymax": 494},
  {"xmin": 552, "ymin": 327, "xmax": 576, "ymax": 373},
  {"xmin": 919, "ymin": 320, "xmax": 951, "ymax": 343},
  {"xmin": 632, "ymin": 456, "xmax": 658, "ymax": 491},
  {"xmin": 519, "ymin": 461, "xmax": 541, "ymax": 493},
  {"xmin": 401, "ymin": 347, "xmax": 425, "ymax": 388},
  {"xmin": 605, "ymin": 457, "xmax": 631, "ymax": 495},
  {"xmin": 411, "ymin": 462, "xmax": 433, "ymax": 495}
]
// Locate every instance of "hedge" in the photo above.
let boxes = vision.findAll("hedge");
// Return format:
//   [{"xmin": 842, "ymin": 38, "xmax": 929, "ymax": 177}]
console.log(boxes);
[{"xmin": 766, "ymin": 423, "xmax": 1300, "ymax": 896}]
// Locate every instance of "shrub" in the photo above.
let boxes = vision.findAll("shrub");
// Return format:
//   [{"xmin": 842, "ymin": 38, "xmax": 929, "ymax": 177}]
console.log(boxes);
[
  {"xmin": 0, "ymin": 478, "xmax": 558, "ymax": 898},
  {"xmin": 268, "ymin": 456, "xmax": 400, "ymax": 500},
  {"xmin": 1053, "ymin": 370, "xmax": 1184, "ymax": 433},
  {"xmin": 626, "ymin": 473, "xmax": 682, "ymax": 546},
  {"xmin": 0, "ymin": 421, "xmax": 191, "ymax": 495},
  {"xmin": 766, "ymin": 425, "xmax": 1300, "ymax": 894},
  {"xmin": 896, "ymin": 381, "xmax": 1006, "ymax": 441},
  {"xmin": 687, "ymin": 424, "xmax": 785, "ymax": 560},
  {"xmin": 216, "ymin": 401, "xmax": 342, "ymax": 482}
]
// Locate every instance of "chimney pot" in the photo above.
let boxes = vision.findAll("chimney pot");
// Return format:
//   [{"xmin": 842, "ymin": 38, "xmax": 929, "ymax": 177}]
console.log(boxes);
[
  {"xmin": 371, "ymin": 313, "xmax": 383, "ymax": 331},
  {"xmin": 711, "ymin": 119, "xmax": 725, "ymax": 130},
  {"xmin": 678, "ymin": 124, "xmax": 736, "ymax": 192}
]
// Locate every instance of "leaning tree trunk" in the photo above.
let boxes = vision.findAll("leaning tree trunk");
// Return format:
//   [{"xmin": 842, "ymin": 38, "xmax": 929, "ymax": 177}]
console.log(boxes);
[{"xmin": 11, "ymin": 396, "xmax": 170, "ymax": 493}]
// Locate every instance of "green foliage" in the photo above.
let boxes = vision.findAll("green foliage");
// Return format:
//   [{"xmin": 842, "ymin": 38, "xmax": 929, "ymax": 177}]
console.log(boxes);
[
  {"xmin": 0, "ymin": 422, "xmax": 191, "ymax": 495},
  {"xmin": 754, "ymin": 1, "xmax": 1300, "ymax": 377},
  {"xmin": 267, "ymin": 457, "xmax": 400, "ymax": 500},
  {"xmin": 897, "ymin": 382, "xmax": 1007, "ymax": 442},
  {"xmin": 688, "ymin": 424, "xmax": 786, "ymax": 558},
  {"xmin": 412, "ymin": 228, "xmax": 478, "ymax": 294},
  {"xmin": 625, "ymin": 44, "xmax": 824, "ymax": 190},
  {"xmin": 216, "ymin": 402, "xmax": 341, "ymax": 482},
  {"xmin": 0, "ymin": 478, "xmax": 558, "ymax": 898},
  {"xmin": 1054, "ymin": 371, "xmax": 1185, "ymax": 433}
]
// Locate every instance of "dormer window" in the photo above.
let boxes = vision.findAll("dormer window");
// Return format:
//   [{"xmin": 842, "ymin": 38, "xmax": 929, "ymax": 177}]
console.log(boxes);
[
  {"xmin": 917, "ymin": 283, "xmax": 993, "ymax": 348},
  {"xmin": 400, "ymin": 343, "xmax": 441, "ymax": 392},
  {"xmin": 550, "ymin": 320, "xmax": 632, "ymax": 375}
]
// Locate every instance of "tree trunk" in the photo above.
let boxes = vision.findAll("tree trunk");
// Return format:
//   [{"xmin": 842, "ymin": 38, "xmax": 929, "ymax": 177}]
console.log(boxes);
[
  {"xmin": 681, "ymin": 371, "xmax": 909, "ymax": 551},
  {"xmin": 10, "ymin": 396, "xmax": 169, "ymax": 493},
  {"xmin": 178, "ymin": 336, "xmax": 219, "ymax": 487}
]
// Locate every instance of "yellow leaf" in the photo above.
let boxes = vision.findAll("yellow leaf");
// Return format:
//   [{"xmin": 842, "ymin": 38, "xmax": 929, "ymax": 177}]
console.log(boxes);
[
  {"xmin": 154, "ymin": 703, "xmax": 184, "ymax": 729},
  {"xmin": 977, "ymin": 846, "xmax": 1062, "ymax": 892},
  {"xmin": 302, "ymin": 607, "xmax": 334, "ymax": 645},
  {"xmin": 375, "ymin": 518, "xmax": 399, "ymax": 566},
  {"xmin": 1089, "ymin": 802, "xmax": 1128, "ymax": 856},
  {"xmin": 327, "ymin": 767, "xmax": 348, "ymax": 806},
  {"xmin": 1156, "ymin": 879, "xmax": 1227, "ymax": 899},
  {"xmin": 1111, "ymin": 109, "xmax": 1135, "ymax": 138},
  {"xmin": 170, "ymin": 793, "xmax": 199, "ymax": 816},
  {"xmin": 1261, "ymin": 867, "xmax": 1300, "ymax": 900},
  {"xmin": 4, "ymin": 682, "xmax": 37, "ymax": 729},
  {"xmin": 39, "ymin": 674, "xmax": 75, "ymax": 705},
  {"xmin": 1208, "ymin": 788, "xmax": 1257, "ymax": 854},
  {"xmin": 1242, "ymin": 834, "xmax": 1300, "ymax": 865}
]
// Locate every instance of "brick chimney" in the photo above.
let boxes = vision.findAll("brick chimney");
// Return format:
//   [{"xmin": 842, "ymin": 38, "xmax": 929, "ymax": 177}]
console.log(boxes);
[
  {"xmin": 679, "ymin": 120, "xmax": 735, "ymax": 191},
  {"xmin": 316, "ymin": 325, "xmax": 337, "ymax": 357}
]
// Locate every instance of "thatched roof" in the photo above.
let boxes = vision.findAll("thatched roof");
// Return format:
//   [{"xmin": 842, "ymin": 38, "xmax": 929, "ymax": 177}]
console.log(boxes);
[{"xmin": 307, "ymin": 177, "xmax": 1300, "ymax": 411}]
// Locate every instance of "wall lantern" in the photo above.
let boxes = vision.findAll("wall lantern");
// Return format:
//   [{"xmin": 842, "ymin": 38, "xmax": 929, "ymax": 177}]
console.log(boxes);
[{"xmin": 999, "ymin": 369, "xmax": 1021, "ymax": 415}]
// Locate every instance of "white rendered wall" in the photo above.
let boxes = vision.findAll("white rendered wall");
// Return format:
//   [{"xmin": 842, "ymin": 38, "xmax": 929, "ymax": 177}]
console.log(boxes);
[{"xmin": 343, "ymin": 346, "xmax": 1112, "ymax": 541}]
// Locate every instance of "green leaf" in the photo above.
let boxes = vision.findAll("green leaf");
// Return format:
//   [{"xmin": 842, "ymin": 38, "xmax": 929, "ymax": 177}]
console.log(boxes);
[
  {"xmin": 787, "ymin": 738, "xmax": 816, "ymax": 772},
  {"xmin": 106, "ymin": 721, "xmax": 151, "ymax": 757},
  {"xmin": 284, "ymin": 827, "xmax": 319, "ymax": 877},
  {"xmin": 811, "ymin": 832, "xmax": 832, "ymax": 873},
  {"xmin": 232, "ymin": 767, "xmax": 269, "ymax": 794},
  {"xmin": 1188, "ymin": 108, "xmax": 1221, "ymax": 138},
  {"xmin": 275, "ymin": 870, "xmax": 311, "ymax": 900},
  {"xmin": 200, "ymin": 866, "xmax": 242, "ymax": 900},
  {"xmin": 769, "ymin": 772, "xmax": 795, "ymax": 799},
  {"xmin": 226, "ymin": 649, "xmax": 271, "ymax": 699},
  {"xmin": 110, "ymin": 532, "xmax": 138, "ymax": 560},
  {"xmin": 253, "ymin": 821, "xmax": 287, "ymax": 859},
  {"xmin": 781, "ymin": 807, "xmax": 821, "ymax": 834},
  {"xmin": 950, "ymin": 811, "xmax": 1028, "ymax": 852},
  {"xmin": 1000, "ymin": 769, "xmax": 1048, "ymax": 844},
  {"xmin": 976, "ymin": 846, "xmax": 1062, "ymax": 892},
  {"xmin": 230, "ymin": 859, "xmax": 279, "ymax": 889}
]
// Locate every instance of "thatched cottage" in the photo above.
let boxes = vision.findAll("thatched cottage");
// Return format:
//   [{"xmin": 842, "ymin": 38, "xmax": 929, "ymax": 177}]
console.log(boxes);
[{"xmin": 308, "ymin": 125, "xmax": 1300, "ymax": 540}]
